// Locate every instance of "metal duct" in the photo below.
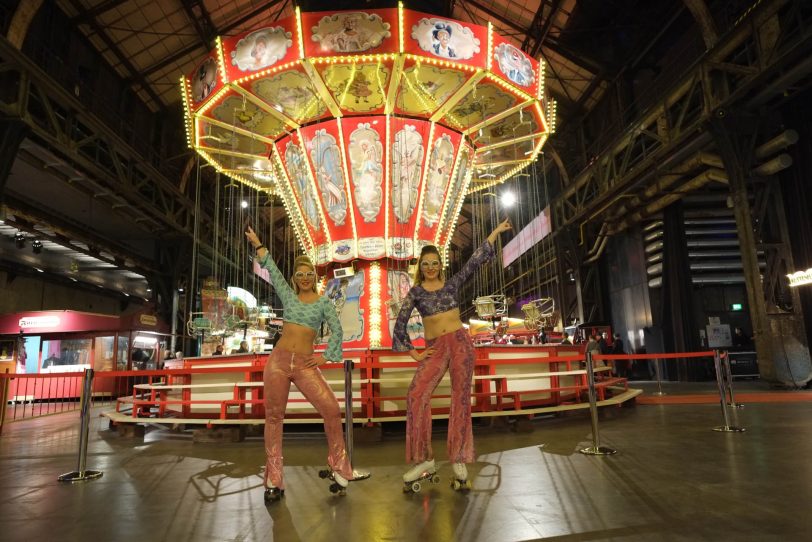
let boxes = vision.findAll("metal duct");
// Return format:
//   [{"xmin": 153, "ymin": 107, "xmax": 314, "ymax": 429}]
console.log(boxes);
[
  {"xmin": 643, "ymin": 220, "xmax": 663, "ymax": 231},
  {"xmin": 754, "ymin": 153, "xmax": 793, "ymax": 176},
  {"xmin": 649, "ymin": 275, "xmax": 747, "ymax": 288},
  {"xmin": 643, "ymin": 168, "xmax": 729, "ymax": 215},
  {"xmin": 645, "ymin": 240, "xmax": 664, "ymax": 254},
  {"xmin": 686, "ymin": 239, "xmax": 740, "ymax": 247},
  {"xmin": 684, "ymin": 228, "xmax": 737, "ymax": 235},
  {"xmin": 644, "ymin": 229, "xmax": 664, "ymax": 242},
  {"xmin": 647, "ymin": 263, "xmax": 663, "ymax": 276},
  {"xmin": 646, "ymin": 253, "xmax": 663, "ymax": 264},
  {"xmin": 754, "ymin": 129, "xmax": 799, "ymax": 160}
]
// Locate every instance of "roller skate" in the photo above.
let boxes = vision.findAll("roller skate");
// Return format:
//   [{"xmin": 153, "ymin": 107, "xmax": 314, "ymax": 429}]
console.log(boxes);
[
  {"xmin": 450, "ymin": 463, "xmax": 471, "ymax": 492},
  {"xmin": 318, "ymin": 469, "xmax": 349, "ymax": 496},
  {"xmin": 402, "ymin": 459, "xmax": 440, "ymax": 493},
  {"xmin": 263, "ymin": 487, "xmax": 284, "ymax": 504}
]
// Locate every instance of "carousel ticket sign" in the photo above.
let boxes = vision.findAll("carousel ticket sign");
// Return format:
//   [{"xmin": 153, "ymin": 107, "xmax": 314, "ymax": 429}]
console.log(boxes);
[
  {"xmin": 182, "ymin": 5, "xmax": 552, "ymax": 347},
  {"xmin": 18, "ymin": 316, "xmax": 61, "ymax": 329}
]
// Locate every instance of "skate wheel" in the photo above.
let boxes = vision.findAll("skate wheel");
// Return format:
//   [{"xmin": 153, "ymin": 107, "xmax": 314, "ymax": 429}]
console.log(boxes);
[
  {"xmin": 411, "ymin": 481, "xmax": 422, "ymax": 493},
  {"xmin": 318, "ymin": 469, "xmax": 330, "ymax": 479},
  {"xmin": 329, "ymin": 482, "xmax": 341, "ymax": 493},
  {"xmin": 338, "ymin": 489, "xmax": 347, "ymax": 496},
  {"xmin": 452, "ymin": 480, "xmax": 461, "ymax": 490},
  {"xmin": 431, "ymin": 475, "xmax": 441, "ymax": 484}
]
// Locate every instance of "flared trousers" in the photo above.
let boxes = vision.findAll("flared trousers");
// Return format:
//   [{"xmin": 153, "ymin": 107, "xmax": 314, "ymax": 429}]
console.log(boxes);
[
  {"xmin": 263, "ymin": 348, "xmax": 352, "ymax": 489},
  {"xmin": 405, "ymin": 328, "xmax": 476, "ymax": 465}
]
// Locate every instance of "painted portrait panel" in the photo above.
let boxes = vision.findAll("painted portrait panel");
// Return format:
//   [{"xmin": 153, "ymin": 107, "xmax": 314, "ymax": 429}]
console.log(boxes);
[
  {"xmin": 311, "ymin": 12, "xmax": 390, "ymax": 53},
  {"xmin": 411, "ymin": 18, "xmax": 480, "ymax": 60},
  {"xmin": 422, "ymin": 134, "xmax": 455, "ymax": 227},
  {"xmin": 191, "ymin": 57, "xmax": 218, "ymax": 102},
  {"xmin": 230, "ymin": 27, "xmax": 292, "ymax": 72},
  {"xmin": 325, "ymin": 271, "xmax": 366, "ymax": 342},
  {"xmin": 348, "ymin": 123, "xmax": 383, "ymax": 222},
  {"xmin": 284, "ymin": 142, "xmax": 321, "ymax": 231},
  {"xmin": 386, "ymin": 270, "xmax": 423, "ymax": 341},
  {"xmin": 391, "ymin": 125, "xmax": 425, "ymax": 224},
  {"xmin": 309, "ymin": 130, "xmax": 348, "ymax": 226},
  {"xmin": 494, "ymin": 43, "xmax": 535, "ymax": 87}
]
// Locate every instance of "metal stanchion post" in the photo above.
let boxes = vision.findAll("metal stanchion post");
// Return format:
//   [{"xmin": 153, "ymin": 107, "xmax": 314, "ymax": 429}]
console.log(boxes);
[
  {"xmin": 651, "ymin": 357, "xmax": 666, "ymax": 396},
  {"xmin": 0, "ymin": 369, "xmax": 9, "ymax": 436},
  {"xmin": 721, "ymin": 350, "xmax": 743, "ymax": 408},
  {"xmin": 343, "ymin": 358, "xmax": 354, "ymax": 462},
  {"xmin": 58, "ymin": 369, "xmax": 104, "ymax": 482},
  {"xmin": 344, "ymin": 358, "xmax": 370, "ymax": 480},
  {"xmin": 712, "ymin": 350, "xmax": 745, "ymax": 433},
  {"xmin": 579, "ymin": 351, "xmax": 617, "ymax": 456}
]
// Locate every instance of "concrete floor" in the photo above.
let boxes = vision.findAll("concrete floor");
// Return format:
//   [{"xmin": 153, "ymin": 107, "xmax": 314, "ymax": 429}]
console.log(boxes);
[{"xmin": 1, "ymin": 387, "xmax": 811, "ymax": 542}]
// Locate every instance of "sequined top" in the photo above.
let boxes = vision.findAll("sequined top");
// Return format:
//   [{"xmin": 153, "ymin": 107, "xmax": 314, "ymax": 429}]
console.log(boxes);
[
  {"xmin": 392, "ymin": 240, "xmax": 495, "ymax": 352},
  {"xmin": 257, "ymin": 252, "xmax": 343, "ymax": 362}
]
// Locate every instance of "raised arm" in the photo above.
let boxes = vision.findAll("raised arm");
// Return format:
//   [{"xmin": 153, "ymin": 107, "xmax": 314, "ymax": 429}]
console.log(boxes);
[
  {"xmin": 245, "ymin": 226, "xmax": 295, "ymax": 305},
  {"xmin": 321, "ymin": 298, "xmax": 343, "ymax": 362},
  {"xmin": 447, "ymin": 219, "xmax": 511, "ymax": 290}
]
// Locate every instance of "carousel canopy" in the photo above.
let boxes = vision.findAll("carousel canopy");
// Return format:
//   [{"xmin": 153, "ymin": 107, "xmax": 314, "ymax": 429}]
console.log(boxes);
[{"xmin": 183, "ymin": 5, "xmax": 552, "ymax": 264}]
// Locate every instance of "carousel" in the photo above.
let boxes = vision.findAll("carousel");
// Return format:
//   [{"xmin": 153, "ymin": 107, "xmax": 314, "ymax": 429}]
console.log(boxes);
[{"xmin": 181, "ymin": 4, "xmax": 554, "ymax": 350}]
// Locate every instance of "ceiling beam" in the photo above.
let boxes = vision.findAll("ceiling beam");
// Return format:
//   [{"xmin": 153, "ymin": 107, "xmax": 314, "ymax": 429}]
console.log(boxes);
[
  {"xmin": 138, "ymin": 0, "xmax": 287, "ymax": 80},
  {"xmin": 67, "ymin": 0, "xmax": 164, "ymax": 108},
  {"xmin": 464, "ymin": 0, "xmax": 525, "ymax": 35},
  {"xmin": 180, "ymin": 0, "xmax": 219, "ymax": 49},
  {"xmin": 69, "ymin": 0, "xmax": 128, "ymax": 25}
]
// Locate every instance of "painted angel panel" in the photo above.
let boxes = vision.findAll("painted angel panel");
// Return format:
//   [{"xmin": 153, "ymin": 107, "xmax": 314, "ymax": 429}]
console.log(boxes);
[
  {"xmin": 309, "ymin": 130, "xmax": 348, "ymax": 226},
  {"xmin": 422, "ymin": 134, "xmax": 455, "ymax": 227},
  {"xmin": 348, "ymin": 124, "xmax": 383, "ymax": 222},
  {"xmin": 391, "ymin": 126, "xmax": 424, "ymax": 224},
  {"xmin": 284, "ymin": 142, "xmax": 321, "ymax": 230}
]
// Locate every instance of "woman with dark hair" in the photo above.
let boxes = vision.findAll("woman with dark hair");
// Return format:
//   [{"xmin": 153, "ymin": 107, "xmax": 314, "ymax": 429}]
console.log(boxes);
[
  {"xmin": 393, "ymin": 219, "xmax": 512, "ymax": 491},
  {"xmin": 245, "ymin": 227, "xmax": 368, "ymax": 504}
]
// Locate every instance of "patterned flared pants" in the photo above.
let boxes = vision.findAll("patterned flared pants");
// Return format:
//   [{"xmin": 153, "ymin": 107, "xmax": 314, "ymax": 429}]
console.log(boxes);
[
  {"xmin": 405, "ymin": 328, "xmax": 476, "ymax": 465},
  {"xmin": 263, "ymin": 348, "xmax": 352, "ymax": 489}
]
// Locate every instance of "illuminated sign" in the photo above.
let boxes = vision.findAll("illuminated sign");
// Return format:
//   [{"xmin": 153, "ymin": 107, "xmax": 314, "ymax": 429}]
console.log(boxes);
[
  {"xmin": 730, "ymin": 303, "xmax": 743, "ymax": 311},
  {"xmin": 502, "ymin": 206, "xmax": 551, "ymax": 268},
  {"xmin": 787, "ymin": 268, "xmax": 812, "ymax": 287},
  {"xmin": 18, "ymin": 316, "xmax": 61, "ymax": 329},
  {"xmin": 139, "ymin": 314, "xmax": 158, "ymax": 326}
]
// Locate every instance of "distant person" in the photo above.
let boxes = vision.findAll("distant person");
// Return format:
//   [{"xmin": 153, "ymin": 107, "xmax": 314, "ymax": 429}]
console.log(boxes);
[
  {"xmin": 598, "ymin": 332, "xmax": 610, "ymax": 355},
  {"xmin": 560, "ymin": 332, "xmax": 572, "ymax": 345},
  {"xmin": 235, "ymin": 340, "xmax": 250, "ymax": 354},
  {"xmin": 732, "ymin": 327, "xmax": 752, "ymax": 349},
  {"xmin": 611, "ymin": 333, "xmax": 628, "ymax": 377},
  {"xmin": 213, "ymin": 344, "xmax": 224, "ymax": 356},
  {"xmin": 585, "ymin": 334, "xmax": 601, "ymax": 366}
]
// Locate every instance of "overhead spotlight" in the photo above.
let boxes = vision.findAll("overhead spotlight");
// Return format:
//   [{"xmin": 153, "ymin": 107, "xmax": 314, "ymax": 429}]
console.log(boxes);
[
  {"xmin": 146, "ymin": 288, "xmax": 152, "ymax": 292},
  {"xmin": 0, "ymin": 206, "xmax": 7, "ymax": 223},
  {"xmin": 32, "ymin": 240, "xmax": 43, "ymax": 254},
  {"xmin": 178, "ymin": 287, "xmax": 185, "ymax": 293},
  {"xmin": 14, "ymin": 232, "xmax": 25, "ymax": 249},
  {"xmin": 501, "ymin": 191, "xmax": 517, "ymax": 207},
  {"xmin": 241, "ymin": 200, "xmax": 249, "ymax": 209},
  {"xmin": 34, "ymin": 267, "xmax": 44, "ymax": 273}
]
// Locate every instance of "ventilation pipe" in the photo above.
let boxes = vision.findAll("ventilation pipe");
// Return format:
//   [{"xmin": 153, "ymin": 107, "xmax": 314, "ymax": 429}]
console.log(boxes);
[{"xmin": 754, "ymin": 129, "xmax": 798, "ymax": 160}]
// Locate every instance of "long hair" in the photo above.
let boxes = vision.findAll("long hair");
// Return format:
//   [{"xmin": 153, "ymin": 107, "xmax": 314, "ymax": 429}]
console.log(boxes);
[
  {"xmin": 413, "ymin": 245, "xmax": 445, "ymax": 286},
  {"xmin": 290, "ymin": 255, "xmax": 318, "ymax": 293}
]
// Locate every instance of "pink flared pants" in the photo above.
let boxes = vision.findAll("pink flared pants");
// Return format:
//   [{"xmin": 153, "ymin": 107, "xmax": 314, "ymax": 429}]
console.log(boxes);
[
  {"xmin": 263, "ymin": 348, "xmax": 352, "ymax": 489},
  {"xmin": 405, "ymin": 328, "xmax": 476, "ymax": 465}
]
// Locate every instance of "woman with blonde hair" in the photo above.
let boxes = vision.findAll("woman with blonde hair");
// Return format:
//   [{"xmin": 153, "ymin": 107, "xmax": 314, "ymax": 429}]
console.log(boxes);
[
  {"xmin": 245, "ymin": 227, "xmax": 367, "ymax": 503},
  {"xmin": 393, "ymin": 219, "xmax": 512, "ymax": 491}
]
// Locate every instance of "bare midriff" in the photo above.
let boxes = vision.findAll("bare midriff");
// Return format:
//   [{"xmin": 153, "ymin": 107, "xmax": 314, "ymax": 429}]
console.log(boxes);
[
  {"xmin": 275, "ymin": 322, "xmax": 317, "ymax": 356},
  {"xmin": 422, "ymin": 308, "xmax": 463, "ymax": 340}
]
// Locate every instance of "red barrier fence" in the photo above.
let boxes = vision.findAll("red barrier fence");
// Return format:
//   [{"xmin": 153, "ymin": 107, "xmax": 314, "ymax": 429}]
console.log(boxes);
[{"xmin": 2, "ymin": 347, "xmax": 730, "ymax": 434}]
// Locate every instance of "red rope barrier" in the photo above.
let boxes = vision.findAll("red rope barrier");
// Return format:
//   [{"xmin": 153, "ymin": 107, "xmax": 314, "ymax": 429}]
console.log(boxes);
[{"xmin": 595, "ymin": 351, "xmax": 716, "ymax": 360}]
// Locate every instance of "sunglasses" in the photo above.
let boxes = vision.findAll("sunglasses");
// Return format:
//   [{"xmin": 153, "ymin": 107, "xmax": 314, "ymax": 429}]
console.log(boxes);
[
  {"xmin": 294, "ymin": 271, "xmax": 316, "ymax": 279},
  {"xmin": 420, "ymin": 260, "xmax": 441, "ymax": 269}
]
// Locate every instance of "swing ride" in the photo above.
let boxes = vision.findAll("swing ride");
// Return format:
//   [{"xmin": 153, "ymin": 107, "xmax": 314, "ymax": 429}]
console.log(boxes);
[{"xmin": 182, "ymin": 5, "xmax": 554, "ymax": 349}]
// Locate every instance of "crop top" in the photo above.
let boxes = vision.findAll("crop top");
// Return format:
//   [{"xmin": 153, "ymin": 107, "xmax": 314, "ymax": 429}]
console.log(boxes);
[
  {"xmin": 392, "ymin": 240, "xmax": 495, "ymax": 352},
  {"xmin": 257, "ymin": 252, "xmax": 343, "ymax": 362}
]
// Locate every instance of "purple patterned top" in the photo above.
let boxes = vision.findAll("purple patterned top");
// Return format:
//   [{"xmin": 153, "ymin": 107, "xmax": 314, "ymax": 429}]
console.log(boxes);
[{"xmin": 392, "ymin": 240, "xmax": 495, "ymax": 352}]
